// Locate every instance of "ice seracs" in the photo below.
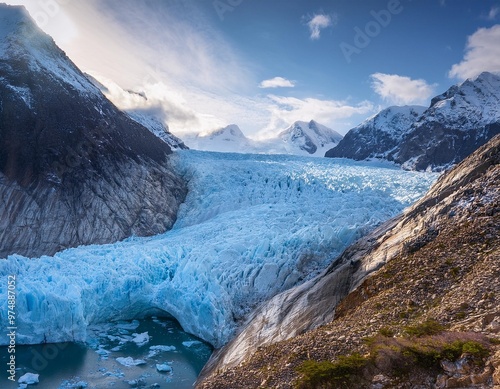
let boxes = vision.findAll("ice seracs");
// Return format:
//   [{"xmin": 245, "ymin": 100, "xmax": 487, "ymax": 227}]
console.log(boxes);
[{"xmin": 0, "ymin": 151, "xmax": 438, "ymax": 349}]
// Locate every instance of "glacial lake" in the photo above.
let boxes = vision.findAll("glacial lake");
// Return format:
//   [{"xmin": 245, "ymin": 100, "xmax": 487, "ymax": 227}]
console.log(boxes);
[{"xmin": 0, "ymin": 317, "xmax": 212, "ymax": 388}]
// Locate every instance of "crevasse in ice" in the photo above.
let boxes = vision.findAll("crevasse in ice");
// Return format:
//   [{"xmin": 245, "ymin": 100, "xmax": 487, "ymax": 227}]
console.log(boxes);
[{"xmin": 0, "ymin": 151, "xmax": 438, "ymax": 348}]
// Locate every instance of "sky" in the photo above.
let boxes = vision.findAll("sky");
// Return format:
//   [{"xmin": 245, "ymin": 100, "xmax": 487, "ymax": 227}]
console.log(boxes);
[{"xmin": 5, "ymin": 0, "xmax": 500, "ymax": 138}]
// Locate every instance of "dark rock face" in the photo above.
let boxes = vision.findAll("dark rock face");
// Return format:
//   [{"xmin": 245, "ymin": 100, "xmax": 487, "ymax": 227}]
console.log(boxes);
[
  {"xmin": 325, "ymin": 106, "xmax": 425, "ymax": 160},
  {"xmin": 392, "ymin": 117, "xmax": 500, "ymax": 172},
  {"xmin": 0, "ymin": 5, "xmax": 186, "ymax": 258}
]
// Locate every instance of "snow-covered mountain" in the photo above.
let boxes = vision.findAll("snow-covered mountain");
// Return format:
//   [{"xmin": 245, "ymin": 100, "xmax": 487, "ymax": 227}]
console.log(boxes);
[
  {"xmin": 186, "ymin": 121, "xmax": 343, "ymax": 157},
  {"xmin": 393, "ymin": 72, "xmax": 500, "ymax": 170},
  {"xmin": 278, "ymin": 120, "xmax": 343, "ymax": 155},
  {"xmin": 84, "ymin": 73, "xmax": 188, "ymax": 150},
  {"xmin": 326, "ymin": 72, "xmax": 500, "ymax": 171},
  {"xmin": 186, "ymin": 124, "xmax": 255, "ymax": 153},
  {"xmin": 0, "ymin": 4, "xmax": 186, "ymax": 257},
  {"xmin": 325, "ymin": 106, "xmax": 426, "ymax": 160},
  {"xmin": 127, "ymin": 110, "xmax": 188, "ymax": 150}
]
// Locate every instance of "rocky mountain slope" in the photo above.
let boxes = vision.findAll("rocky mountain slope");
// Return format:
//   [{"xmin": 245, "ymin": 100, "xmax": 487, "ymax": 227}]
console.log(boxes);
[
  {"xmin": 127, "ymin": 110, "xmax": 188, "ymax": 150},
  {"xmin": 84, "ymin": 73, "xmax": 188, "ymax": 150},
  {"xmin": 199, "ymin": 135, "xmax": 500, "ymax": 388},
  {"xmin": 0, "ymin": 5, "xmax": 186, "ymax": 258},
  {"xmin": 185, "ymin": 121, "xmax": 343, "ymax": 157},
  {"xmin": 326, "ymin": 72, "xmax": 500, "ymax": 171},
  {"xmin": 325, "ymin": 106, "xmax": 425, "ymax": 160},
  {"xmin": 393, "ymin": 72, "xmax": 500, "ymax": 171}
]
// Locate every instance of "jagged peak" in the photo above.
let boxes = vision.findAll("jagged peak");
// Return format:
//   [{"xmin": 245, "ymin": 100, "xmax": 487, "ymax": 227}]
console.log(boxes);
[
  {"xmin": 201, "ymin": 124, "xmax": 247, "ymax": 140},
  {"xmin": 0, "ymin": 4, "xmax": 99, "ymax": 95},
  {"xmin": 470, "ymin": 71, "xmax": 500, "ymax": 84}
]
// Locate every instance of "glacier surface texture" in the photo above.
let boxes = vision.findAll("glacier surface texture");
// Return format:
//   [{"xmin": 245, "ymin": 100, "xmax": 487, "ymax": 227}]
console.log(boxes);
[{"xmin": 0, "ymin": 151, "xmax": 438, "ymax": 348}]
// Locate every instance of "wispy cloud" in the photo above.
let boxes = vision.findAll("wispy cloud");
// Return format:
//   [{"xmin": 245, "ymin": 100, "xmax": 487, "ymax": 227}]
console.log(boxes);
[
  {"xmin": 256, "ymin": 95, "xmax": 374, "ymax": 139},
  {"xmin": 488, "ymin": 6, "xmax": 500, "ymax": 20},
  {"xmin": 370, "ymin": 73, "xmax": 437, "ymax": 105},
  {"xmin": 259, "ymin": 77, "xmax": 295, "ymax": 89},
  {"xmin": 306, "ymin": 14, "xmax": 335, "ymax": 40},
  {"xmin": 6, "ymin": 0, "xmax": 262, "ymax": 136},
  {"xmin": 449, "ymin": 25, "xmax": 500, "ymax": 80}
]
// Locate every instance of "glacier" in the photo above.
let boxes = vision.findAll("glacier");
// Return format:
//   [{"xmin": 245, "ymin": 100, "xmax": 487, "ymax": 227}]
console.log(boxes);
[{"xmin": 0, "ymin": 151, "xmax": 439, "ymax": 348}]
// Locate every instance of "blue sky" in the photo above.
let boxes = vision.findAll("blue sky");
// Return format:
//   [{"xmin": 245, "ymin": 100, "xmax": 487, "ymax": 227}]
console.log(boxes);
[{"xmin": 6, "ymin": 0, "xmax": 500, "ymax": 137}]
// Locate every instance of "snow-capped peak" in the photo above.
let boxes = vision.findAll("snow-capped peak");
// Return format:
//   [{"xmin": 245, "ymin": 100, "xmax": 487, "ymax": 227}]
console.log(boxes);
[
  {"xmin": 422, "ymin": 71, "xmax": 500, "ymax": 130},
  {"xmin": 356, "ymin": 105, "xmax": 426, "ymax": 138},
  {"xmin": 0, "ymin": 4, "xmax": 27, "ymax": 45},
  {"xmin": 279, "ymin": 120, "xmax": 343, "ymax": 155},
  {"xmin": 185, "ymin": 125, "xmax": 254, "ymax": 153},
  {"xmin": 0, "ymin": 4, "xmax": 100, "ymax": 95},
  {"xmin": 205, "ymin": 124, "xmax": 247, "ymax": 141},
  {"xmin": 325, "ymin": 105, "xmax": 425, "ymax": 160}
]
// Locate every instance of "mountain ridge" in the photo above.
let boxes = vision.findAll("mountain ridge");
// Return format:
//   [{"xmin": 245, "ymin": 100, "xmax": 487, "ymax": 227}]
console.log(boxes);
[
  {"xmin": 326, "ymin": 72, "xmax": 500, "ymax": 171},
  {"xmin": 186, "ymin": 120, "xmax": 343, "ymax": 157},
  {"xmin": 0, "ymin": 4, "xmax": 186, "ymax": 258}
]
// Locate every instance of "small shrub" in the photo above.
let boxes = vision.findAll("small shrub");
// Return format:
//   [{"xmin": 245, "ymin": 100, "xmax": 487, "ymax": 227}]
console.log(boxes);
[
  {"xmin": 378, "ymin": 327, "xmax": 395, "ymax": 337},
  {"xmin": 461, "ymin": 341, "xmax": 489, "ymax": 359},
  {"xmin": 404, "ymin": 319, "xmax": 445, "ymax": 337},
  {"xmin": 489, "ymin": 337, "xmax": 500, "ymax": 345},
  {"xmin": 459, "ymin": 302, "xmax": 469, "ymax": 309},
  {"xmin": 295, "ymin": 354, "xmax": 368, "ymax": 388}
]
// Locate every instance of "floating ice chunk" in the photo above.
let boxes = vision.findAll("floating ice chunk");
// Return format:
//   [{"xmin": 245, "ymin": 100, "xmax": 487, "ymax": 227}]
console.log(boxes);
[
  {"xmin": 131, "ymin": 332, "xmax": 149, "ymax": 346},
  {"xmin": 156, "ymin": 363, "xmax": 172, "ymax": 373},
  {"xmin": 147, "ymin": 350, "xmax": 158, "ymax": 358},
  {"xmin": 104, "ymin": 370, "xmax": 124, "ymax": 377},
  {"xmin": 18, "ymin": 373, "xmax": 39, "ymax": 384},
  {"xmin": 127, "ymin": 378, "xmax": 146, "ymax": 387},
  {"xmin": 116, "ymin": 357, "xmax": 146, "ymax": 367},
  {"xmin": 116, "ymin": 320, "xmax": 140, "ymax": 330},
  {"xmin": 150, "ymin": 345, "xmax": 176, "ymax": 352},
  {"xmin": 182, "ymin": 341, "xmax": 202, "ymax": 348},
  {"xmin": 60, "ymin": 381, "xmax": 88, "ymax": 389},
  {"xmin": 95, "ymin": 347, "xmax": 110, "ymax": 356}
]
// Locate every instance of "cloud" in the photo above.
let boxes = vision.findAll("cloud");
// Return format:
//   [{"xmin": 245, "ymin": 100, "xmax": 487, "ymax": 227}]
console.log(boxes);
[
  {"xmin": 5, "ymin": 0, "xmax": 265, "ymax": 136},
  {"xmin": 259, "ymin": 77, "xmax": 295, "ymax": 89},
  {"xmin": 449, "ymin": 25, "xmax": 500, "ymax": 80},
  {"xmin": 370, "ymin": 73, "xmax": 437, "ymax": 105},
  {"xmin": 255, "ymin": 95, "xmax": 374, "ymax": 139},
  {"xmin": 306, "ymin": 14, "xmax": 334, "ymax": 40},
  {"xmin": 488, "ymin": 6, "xmax": 500, "ymax": 20}
]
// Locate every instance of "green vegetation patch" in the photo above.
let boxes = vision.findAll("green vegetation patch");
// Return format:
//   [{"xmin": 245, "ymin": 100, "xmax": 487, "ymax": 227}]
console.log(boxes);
[{"xmin": 295, "ymin": 353, "xmax": 368, "ymax": 389}]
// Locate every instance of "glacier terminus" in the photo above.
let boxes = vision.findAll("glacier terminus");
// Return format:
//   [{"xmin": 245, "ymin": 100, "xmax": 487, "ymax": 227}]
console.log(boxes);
[{"xmin": 0, "ymin": 151, "xmax": 438, "ymax": 349}]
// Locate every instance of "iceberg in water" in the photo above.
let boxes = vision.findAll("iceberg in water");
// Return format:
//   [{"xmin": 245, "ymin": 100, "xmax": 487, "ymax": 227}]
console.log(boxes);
[{"xmin": 0, "ymin": 151, "xmax": 438, "ymax": 348}]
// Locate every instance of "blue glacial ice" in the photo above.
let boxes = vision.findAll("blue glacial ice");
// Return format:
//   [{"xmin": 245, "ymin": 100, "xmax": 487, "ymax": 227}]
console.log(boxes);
[{"xmin": 0, "ymin": 151, "xmax": 439, "ymax": 348}]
